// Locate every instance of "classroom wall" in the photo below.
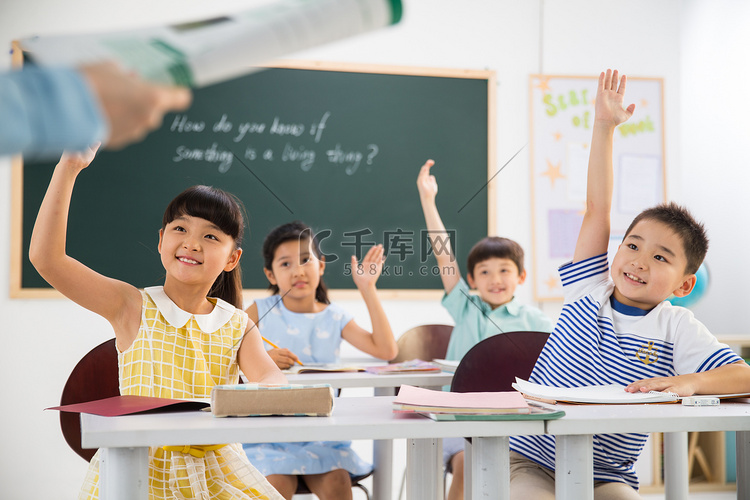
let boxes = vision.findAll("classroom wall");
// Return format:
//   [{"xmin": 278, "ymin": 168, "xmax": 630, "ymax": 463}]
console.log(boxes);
[
  {"xmin": 678, "ymin": 0, "xmax": 750, "ymax": 334},
  {"xmin": 5, "ymin": 1, "xmax": 742, "ymax": 498}
]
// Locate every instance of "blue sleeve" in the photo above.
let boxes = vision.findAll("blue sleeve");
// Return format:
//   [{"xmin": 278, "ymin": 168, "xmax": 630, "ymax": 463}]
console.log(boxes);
[{"xmin": 0, "ymin": 67, "xmax": 107, "ymax": 159}]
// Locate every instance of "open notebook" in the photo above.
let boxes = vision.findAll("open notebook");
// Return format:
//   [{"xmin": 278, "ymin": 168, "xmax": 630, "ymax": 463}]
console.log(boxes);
[{"xmin": 513, "ymin": 378, "xmax": 750, "ymax": 404}]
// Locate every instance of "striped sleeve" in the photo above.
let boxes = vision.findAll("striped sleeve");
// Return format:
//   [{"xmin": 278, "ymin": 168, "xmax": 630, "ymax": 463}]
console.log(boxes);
[{"xmin": 560, "ymin": 253, "xmax": 610, "ymax": 303}]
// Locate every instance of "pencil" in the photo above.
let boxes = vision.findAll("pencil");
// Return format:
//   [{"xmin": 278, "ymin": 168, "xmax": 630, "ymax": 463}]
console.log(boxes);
[{"xmin": 261, "ymin": 336, "xmax": 304, "ymax": 366}]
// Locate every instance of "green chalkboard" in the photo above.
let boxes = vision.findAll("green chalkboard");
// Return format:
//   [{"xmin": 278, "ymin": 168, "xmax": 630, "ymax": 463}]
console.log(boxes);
[{"xmin": 14, "ymin": 62, "xmax": 495, "ymax": 297}]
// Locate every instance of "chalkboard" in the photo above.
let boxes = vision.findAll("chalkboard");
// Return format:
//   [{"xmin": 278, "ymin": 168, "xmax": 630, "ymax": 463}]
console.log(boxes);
[
  {"xmin": 529, "ymin": 74, "xmax": 665, "ymax": 301},
  {"xmin": 12, "ymin": 61, "xmax": 495, "ymax": 298}
]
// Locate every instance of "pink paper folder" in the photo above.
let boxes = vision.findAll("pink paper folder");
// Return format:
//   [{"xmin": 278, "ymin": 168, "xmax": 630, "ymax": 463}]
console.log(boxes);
[
  {"xmin": 46, "ymin": 395, "xmax": 209, "ymax": 417},
  {"xmin": 393, "ymin": 384, "xmax": 530, "ymax": 415}
]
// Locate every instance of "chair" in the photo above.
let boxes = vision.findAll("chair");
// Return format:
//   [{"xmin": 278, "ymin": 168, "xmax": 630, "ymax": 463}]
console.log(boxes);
[
  {"xmin": 450, "ymin": 331, "xmax": 550, "ymax": 393},
  {"xmin": 445, "ymin": 331, "xmax": 550, "ymax": 499},
  {"xmin": 294, "ymin": 471, "xmax": 372, "ymax": 499},
  {"xmin": 390, "ymin": 324, "xmax": 453, "ymax": 364},
  {"xmin": 60, "ymin": 338, "xmax": 120, "ymax": 461},
  {"xmin": 60, "ymin": 339, "xmax": 371, "ymax": 499}
]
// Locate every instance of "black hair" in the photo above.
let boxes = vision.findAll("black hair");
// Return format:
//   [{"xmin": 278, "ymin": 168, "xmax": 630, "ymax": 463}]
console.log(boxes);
[
  {"xmin": 262, "ymin": 220, "xmax": 330, "ymax": 304},
  {"xmin": 162, "ymin": 185, "xmax": 246, "ymax": 309},
  {"xmin": 466, "ymin": 236, "xmax": 525, "ymax": 278},
  {"xmin": 624, "ymin": 202, "xmax": 708, "ymax": 275}
]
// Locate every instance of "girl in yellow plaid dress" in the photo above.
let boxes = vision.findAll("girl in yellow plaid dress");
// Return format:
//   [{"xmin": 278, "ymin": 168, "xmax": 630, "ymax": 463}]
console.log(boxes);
[{"xmin": 30, "ymin": 145, "xmax": 286, "ymax": 500}]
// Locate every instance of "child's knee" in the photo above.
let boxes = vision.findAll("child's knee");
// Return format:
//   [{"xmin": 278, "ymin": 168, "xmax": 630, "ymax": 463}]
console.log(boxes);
[
  {"xmin": 451, "ymin": 451, "xmax": 465, "ymax": 476},
  {"xmin": 314, "ymin": 469, "xmax": 352, "ymax": 495}
]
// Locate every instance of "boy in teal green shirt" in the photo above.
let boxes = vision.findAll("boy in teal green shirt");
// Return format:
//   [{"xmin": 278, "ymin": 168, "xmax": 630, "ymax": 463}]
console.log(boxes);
[{"xmin": 417, "ymin": 159, "xmax": 553, "ymax": 500}]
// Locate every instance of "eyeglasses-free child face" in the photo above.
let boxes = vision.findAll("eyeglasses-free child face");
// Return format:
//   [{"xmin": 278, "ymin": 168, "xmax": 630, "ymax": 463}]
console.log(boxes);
[
  {"xmin": 158, "ymin": 215, "xmax": 242, "ymax": 291},
  {"xmin": 610, "ymin": 219, "xmax": 696, "ymax": 310}
]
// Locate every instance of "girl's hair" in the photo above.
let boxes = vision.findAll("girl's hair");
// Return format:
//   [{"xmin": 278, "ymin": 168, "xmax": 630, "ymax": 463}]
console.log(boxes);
[
  {"xmin": 162, "ymin": 185, "xmax": 246, "ymax": 309},
  {"xmin": 262, "ymin": 220, "xmax": 330, "ymax": 304}
]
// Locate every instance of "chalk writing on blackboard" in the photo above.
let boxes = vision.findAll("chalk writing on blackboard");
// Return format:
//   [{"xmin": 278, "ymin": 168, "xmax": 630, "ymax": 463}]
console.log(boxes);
[{"xmin": 169, "ymin": 111, "xmax": 378, "ymax": 175}]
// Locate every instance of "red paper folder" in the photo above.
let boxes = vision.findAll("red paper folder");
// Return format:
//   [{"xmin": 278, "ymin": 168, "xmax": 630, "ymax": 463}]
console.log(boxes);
[{"xmin": 46, "ymin": 395, "xmax": 209, "ymax": 417}]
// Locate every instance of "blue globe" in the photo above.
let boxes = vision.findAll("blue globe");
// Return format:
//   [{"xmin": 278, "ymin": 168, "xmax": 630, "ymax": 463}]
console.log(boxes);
[{"xmin": 667, "ymin": 263, "xmax": 709, "ymax": 308}]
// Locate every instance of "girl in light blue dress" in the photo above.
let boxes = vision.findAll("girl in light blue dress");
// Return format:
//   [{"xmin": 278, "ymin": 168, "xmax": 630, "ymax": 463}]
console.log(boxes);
[{"xmin": 243, "ymin": 221, "xmax": 398, "ymax": 500}]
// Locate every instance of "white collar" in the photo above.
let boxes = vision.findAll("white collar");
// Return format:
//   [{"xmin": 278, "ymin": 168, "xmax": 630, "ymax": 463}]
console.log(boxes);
[{"xmin": 144, "ymin": 286, "xmax": 236, "ymax": 333}]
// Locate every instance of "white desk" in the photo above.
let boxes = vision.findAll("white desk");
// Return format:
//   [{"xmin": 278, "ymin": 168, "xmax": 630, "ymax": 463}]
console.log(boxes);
[
  {"xmin": 82, "ymin": 396, "xmax": 545, "ymax": 500},
  {"xmin": 286, "ymin": 370, "xmax": 452, "ymax": 391},
  {"xmin": 545, "ymin": 402, "xmax": 750, "ymax": 500},
  {"xmin": 286, "ymin": 369, "xmax": 452, "ymax": 499}
]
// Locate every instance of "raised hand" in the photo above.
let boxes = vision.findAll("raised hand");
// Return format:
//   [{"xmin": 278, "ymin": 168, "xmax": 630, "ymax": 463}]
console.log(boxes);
[
  {"xmin": 58, "ymin": 142, "xmax": 101, "ymax": 173},
  {"xmin": 594, "ymin": 69, "xmax": 636, "ymax": 127},
  {"xmin": 351, "ymin": 244, "xmax": 386, "ymax": 291},
  {"xmin": 81, "ymin": 61, "xmax": 192, "ymax": 150},
  {"xmin": 416, "ymin": 159, "xmax": 438, "ymax": 201}
]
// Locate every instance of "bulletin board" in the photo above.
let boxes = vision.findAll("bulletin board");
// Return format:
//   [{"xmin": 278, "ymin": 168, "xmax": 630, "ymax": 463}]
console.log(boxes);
[{"xmin": 529, "ymin": 74, "xmax": 665, "ymax": 301}]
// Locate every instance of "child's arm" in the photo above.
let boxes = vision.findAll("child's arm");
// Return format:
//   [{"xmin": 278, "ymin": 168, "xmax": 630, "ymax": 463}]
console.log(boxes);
[
  {"xmin": 342, "ymin": 244, "xmax": 398, "ymax": 360},
  {"xmin": 625, "ymin": 361, "xmax": 750, "ymax": 397},
  {"xmin": 238, "ymin": 316, "xmax": 288, "ymax": 383},
  {"xmin": 244, "ymin": 303, "xmax": 301, "ymax": 369},
  {"xmin": 28, "ymin": 146, "xmax": 143, "ymax": 351},
  {"xmin": 573, "ymin": 70, "xmax": 635, "ymax": 263},
  {"xmin": 416, "ymin": 159, "xmax": 462, "ymax": 293}
]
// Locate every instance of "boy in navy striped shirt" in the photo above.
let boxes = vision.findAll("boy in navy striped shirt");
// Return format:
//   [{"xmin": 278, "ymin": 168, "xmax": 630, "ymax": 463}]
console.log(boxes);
[{"xmin": 509, "ymin": 69, "xmax": 750, "ymax": 499}]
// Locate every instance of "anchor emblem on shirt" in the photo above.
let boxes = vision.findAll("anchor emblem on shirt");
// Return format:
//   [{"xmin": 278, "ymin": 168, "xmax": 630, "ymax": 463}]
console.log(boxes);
[{"xmin": 636, "ymin": 341, "xmax": 659, "ymax": 365}]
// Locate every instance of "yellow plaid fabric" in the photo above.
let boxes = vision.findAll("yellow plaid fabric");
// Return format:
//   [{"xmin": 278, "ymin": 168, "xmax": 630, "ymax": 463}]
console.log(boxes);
[{"xmin": 79, "ymin": 289, "xmax": 283, "ymax": 500}]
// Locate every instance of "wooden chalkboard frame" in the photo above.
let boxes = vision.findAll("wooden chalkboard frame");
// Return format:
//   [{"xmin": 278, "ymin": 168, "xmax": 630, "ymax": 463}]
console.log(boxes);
[
  {"xmin": 10, "ymin": 58, "xmax": 496, "ymax": 301},
  {"xmin": 528, "ymin": 74, "xmax": 665, "ymax": 301}
]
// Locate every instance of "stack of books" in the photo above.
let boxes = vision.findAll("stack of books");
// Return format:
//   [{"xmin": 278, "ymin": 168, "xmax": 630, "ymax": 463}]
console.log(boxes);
[{"xmin": 393, "ymin": 384, "xmax": 564, "ymax": 421}]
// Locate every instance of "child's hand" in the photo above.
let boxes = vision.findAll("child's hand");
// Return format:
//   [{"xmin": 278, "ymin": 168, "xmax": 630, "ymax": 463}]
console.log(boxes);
[
  {"xmin": 58, "ymin": 143, "xmax": 101, "ymax": 173},
  {"xmin": 351, "ymin": 244, "xmax": 386, "ymax": 291},
  {"xmin": 267, "ymin": 348, "xmax": 300, "ymax": 370},
  {"xmin": 594, "ymin": 69, "xmax": 636, "ymax": 128},
  {"xmin": 625, "ymin": 374, "xmax": 698, "ymax": 397},
  {"xmin": 416, "ymin": 159, "xmax": 438, "ymax": 202}
]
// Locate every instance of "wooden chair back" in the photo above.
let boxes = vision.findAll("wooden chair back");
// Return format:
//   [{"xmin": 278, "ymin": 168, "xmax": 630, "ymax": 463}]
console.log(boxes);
[
  {"xmin": 59, "ymin": 338, "xmax": 119, "ymax": 461},
  {"xmin": 390, "ymin": 324, "xmax": 453, "ymax": 363}
]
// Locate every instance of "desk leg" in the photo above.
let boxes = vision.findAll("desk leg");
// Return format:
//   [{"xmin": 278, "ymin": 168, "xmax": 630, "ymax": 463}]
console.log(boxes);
[
  {"xmin": 470, "ymin": 436, "xmax": 509, "ymax": 500},
  {"xmin": 555, "ymin": 434, "xmax": 593, "ymax": 500},
  {"xmin": 374, "ymin": 387, "xmax": 395, "ymax": 500},
  {"xmin": 99, "ymin": 447, "xmax": 148, "ymax": 500},
  {"xmin": 407, "ymin": 438, "xmax": 443, "ymax": 500},
  {"xmin": 737, "ymin": 431, "xmax": 750, "ymax": 500},
  {"xmin": 663, "ymin": 431, "xmax": 688, "ymax": 500},
  {"xmin": 463, "ymin": 439, "xmax": 472, "ymax": 500}
]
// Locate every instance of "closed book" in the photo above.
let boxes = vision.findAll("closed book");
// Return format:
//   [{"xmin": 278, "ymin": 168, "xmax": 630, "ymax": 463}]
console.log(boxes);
[
  {"xmin": 419, "ymin": 401, "xmax": 565, "ymax": 421},
  {"xmin": 393, "ymin": 384, "xmax": 531, "ymax": 415},
  {"xmin": 211, "ymin": 383, "xmax": 334, "ymax": 417},
  {"xmin": 285, "ymin": 364, "xmax": 365, "ymax": 374},
  {"xmin": 366, "ymin": 359, "xmax": 441, "ymax": 374}
]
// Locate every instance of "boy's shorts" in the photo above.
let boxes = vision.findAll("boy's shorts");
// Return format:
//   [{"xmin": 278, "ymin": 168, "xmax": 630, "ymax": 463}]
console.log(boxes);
[{"xmin": 509, "ymin": 451, "xmax": 642, "ymax": 500}]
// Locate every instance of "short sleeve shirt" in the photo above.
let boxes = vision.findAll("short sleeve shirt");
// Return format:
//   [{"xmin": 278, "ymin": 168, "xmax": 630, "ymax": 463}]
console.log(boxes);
[
  {"xmin": 442, "ymin": 278, "xmax": 554, "ymax": 361},
  {"xmin": 510, "ymin": 253, "xmax": 742, "ymax": 489}
]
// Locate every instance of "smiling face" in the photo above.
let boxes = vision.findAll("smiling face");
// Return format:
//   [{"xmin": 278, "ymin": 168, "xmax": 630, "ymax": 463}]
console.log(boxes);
[
  {"xmin": 264, "ymin": 238, "xmax": 325, "ymax": 303},
  {"xmin": 467, "ymin": 257, "xmax": 526, "ymax": 309},
  {"xmin": 158, "ymin": 215, "xmax": 241, "ymax": 288},
  {"xmin": 611, "ymin": 219, "xmax": 696, "ymax": 310}
]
